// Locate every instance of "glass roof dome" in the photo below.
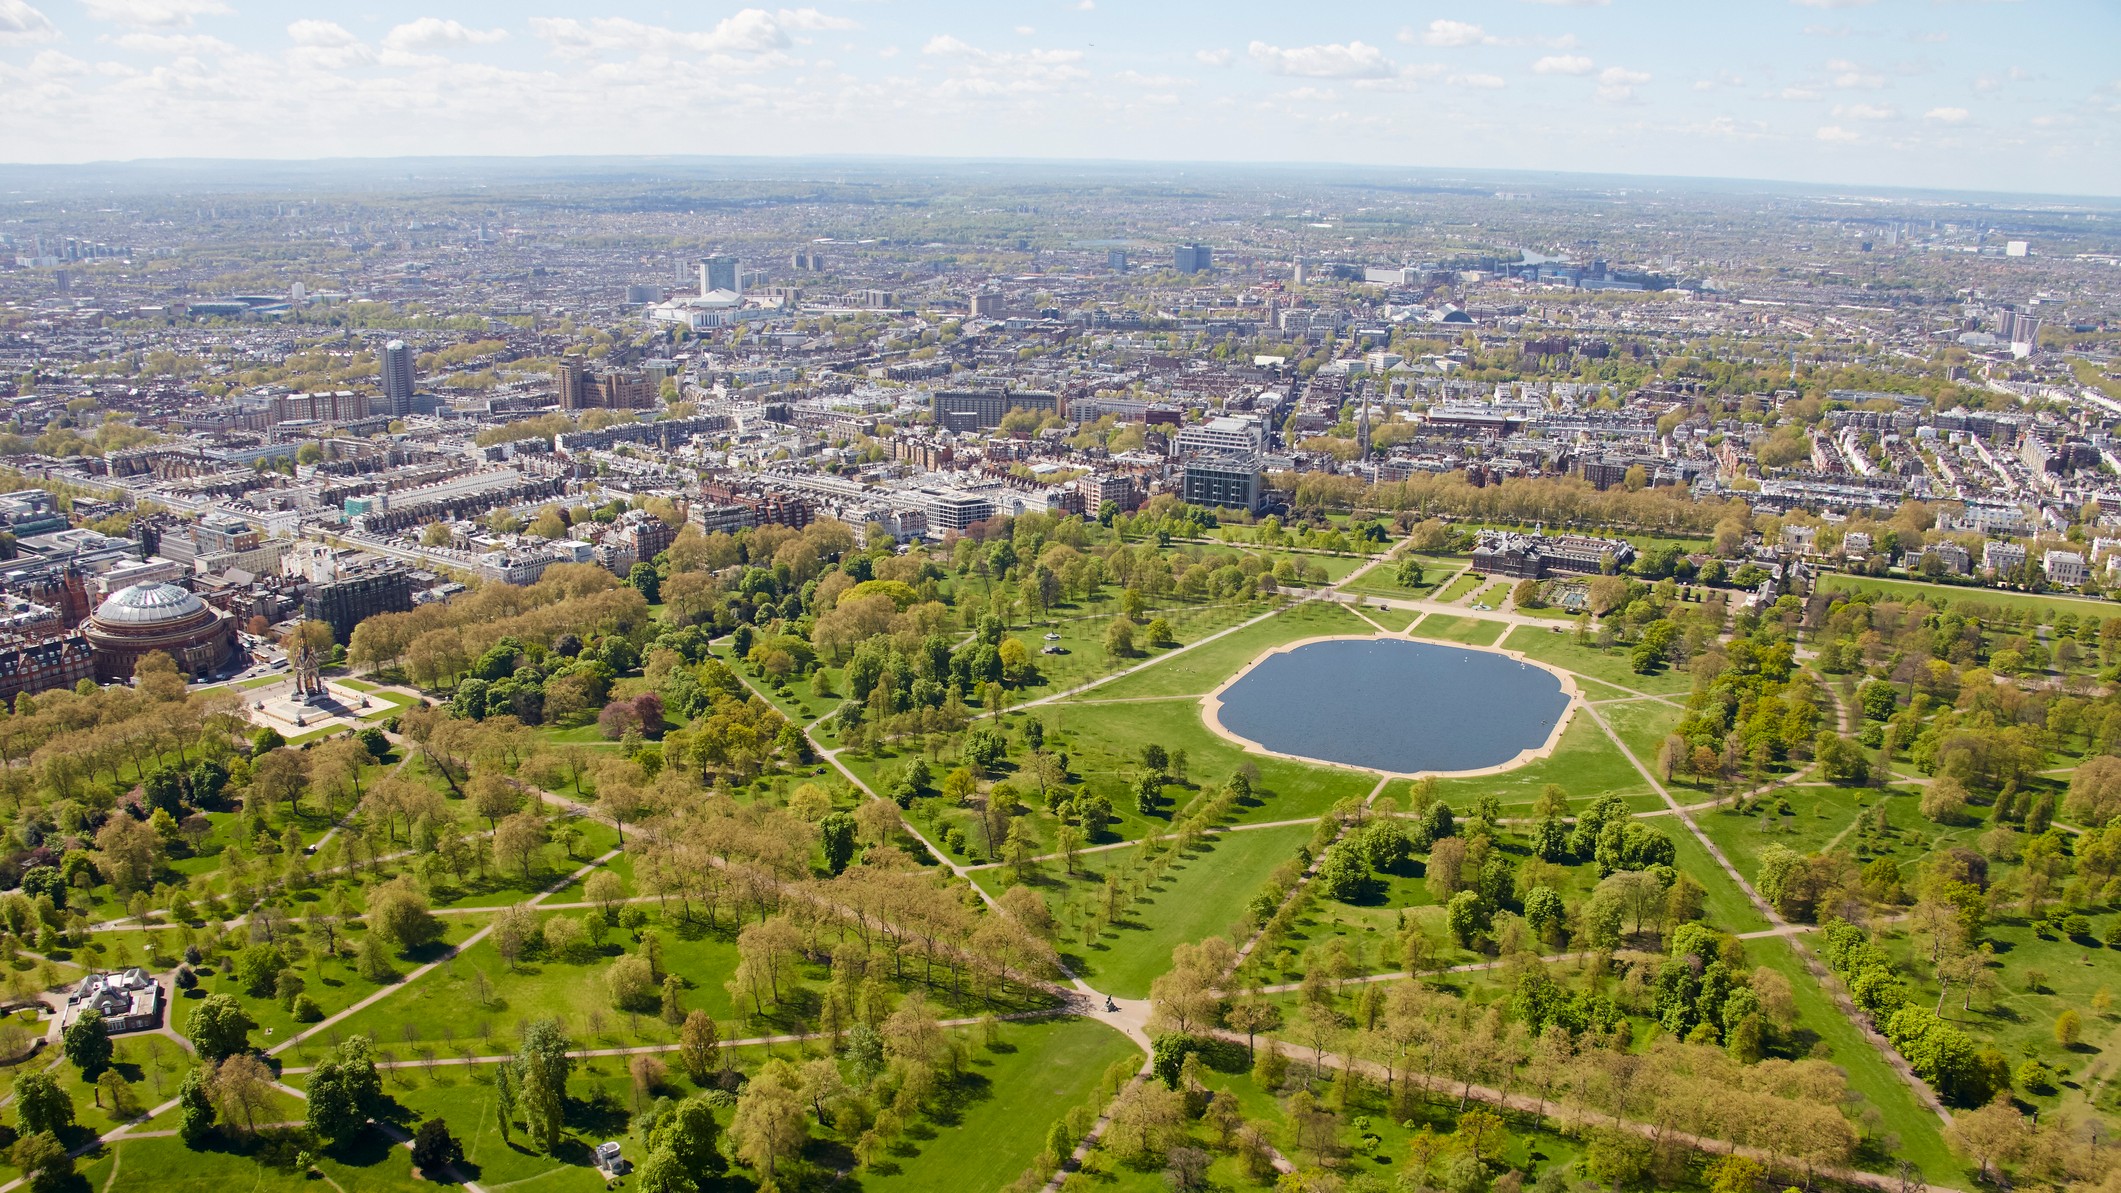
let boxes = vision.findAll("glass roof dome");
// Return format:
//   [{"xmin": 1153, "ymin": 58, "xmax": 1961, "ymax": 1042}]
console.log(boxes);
[{"xmin": 93, "ymin": 582, "xmax": 207, "ymax": 627}]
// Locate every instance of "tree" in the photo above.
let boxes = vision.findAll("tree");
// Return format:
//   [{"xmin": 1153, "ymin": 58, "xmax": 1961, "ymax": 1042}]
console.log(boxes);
[
  {"xmin": 819, "ymin": 811, "xmax": 858, "ymax": 875},
  {"xmin": 307, "ymin": 1036, "xmax": 384, "ymax": 1146},
  {"xmin": 12, "ymin": 1071, "xmax": 72, "ymax": 1137},
  {"xmin": 185, "ymin": 994, "xmax": 253, "ymax": 1061},
  {"xmin": 412, "ymin": 1119, "xmax": 464, "ymax": 1175},
  {"xmin": 11, "ymin": 1132, "xmax": 68, "ymax": 1193},
  {"xmin": 2056, "ymin": 1008, "xmax": 2082, "ymax": 1048},
  {"xmin": 210, "ymin": 1054, "xmax": 276, "ymax": 1136},
  {"xmin": 515, "ymin": 1018, "xmax": 572, "ymax": 1154},
  {"xmin": 177, "ymin": 1065, "xmax": 216, "ymax": 1147},
  {"xmin": 2068, "ymin": 755, "xmax": 2121, "ymax": 827},
  {"xmin": 368, "ymin": 875, "xmax": 443, "ymax": 953},
  {"xmin": 62, "ymin": 1007, "xmax": 112, "ymax": 1077},
  {"xmin": 730, "ymin": 1057, "xmax": 808, "ymax": 1182},
  {"xmin": 678, "ymin": 1010, "xmax": 720, "ymax": 1085},
  {"xmin": 650, "ymin": 1094, "xmax": 725, "ymax": 1180},
  {"xmin": 1103, "ymin": 616, "xmax": 1136, "ymax": 659},
  {"xmin": 494, "ymin": 810, "xmax": 548, "ymax": 882}
]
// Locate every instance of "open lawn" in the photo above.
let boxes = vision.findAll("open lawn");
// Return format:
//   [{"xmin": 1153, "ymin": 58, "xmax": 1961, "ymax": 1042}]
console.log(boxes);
[
  {"xmin": 1065, "ymin": 600, "xmax": 1369, "ymax": 701},
  {"xmin": 1818, "ymin": 572, "xmax": 2121, "ymax": 624},
  {"xmin": 1358, "ymin": 604, "xmax": 1423, "ymax": 632},
  {"xmin": 1501, "ymin": 624, "xmax": 1696, "ymax": 696},
  {"xmin": 1429, "ymin": 715, "xmax": 1660, "ymax": 813},
  {"xmin": 975, "ymin": 822, "xmax": 1315, "ymax": 998},
  {"xmin": 1749, "ymin": 936, "xmax": 1959, "ymax": 1182},
  {"xmin": 1598, "ymin": 697, "xmax": 1685, "ymax": 769},
  {"xmin": 1410, "ymin": 613, "xmax": 1511, "ymax": 648},
  {"xmin": 1436, "ymin": 574, "xmax": 1481, "ymax": 603}
]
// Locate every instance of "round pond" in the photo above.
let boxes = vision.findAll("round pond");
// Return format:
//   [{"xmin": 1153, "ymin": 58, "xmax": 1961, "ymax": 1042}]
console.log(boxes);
[{"xmin": 1210, "ymin": 637, "xmax": 1571, "ymax": 774}]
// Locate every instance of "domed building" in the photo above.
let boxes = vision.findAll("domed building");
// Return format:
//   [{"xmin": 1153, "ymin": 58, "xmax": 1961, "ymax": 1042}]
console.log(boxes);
[{"xmin": 83, "ymin": 581, "xmax": 237, "ymax": 682}]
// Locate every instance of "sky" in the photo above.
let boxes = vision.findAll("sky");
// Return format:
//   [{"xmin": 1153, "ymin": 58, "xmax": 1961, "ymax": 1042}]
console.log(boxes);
[{"xmin": 0, "ymin": 0, "xmax": 2116, "ymax": 196}]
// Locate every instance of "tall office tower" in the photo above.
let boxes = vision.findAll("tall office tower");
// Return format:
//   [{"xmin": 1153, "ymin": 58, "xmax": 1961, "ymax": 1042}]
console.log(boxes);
[
  {"xmin": 1108, "ymin": 249, "xmax": 1128, "ymax": 272},
  {"xmin": 699, "ymin": 255, "xmax": 740, "ymax": 294},
  {"xmin": 381, "ymin": 339, "xmax": 415, "ymax": 417},
  {"xmin": 1174, "ymin": 244, "xmax": 1212, "ymax": 274}
]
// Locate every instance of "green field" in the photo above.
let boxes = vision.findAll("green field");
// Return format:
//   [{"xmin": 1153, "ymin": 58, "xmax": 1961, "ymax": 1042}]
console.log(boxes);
[
  {"xmin": 1429, "ymin": 713, "xmax": 1660, "ymax": 812},
  {"xmin": 1436, "ymin": 574, "xmax": 1482, "ymax": 603},
  {"xmin": 1501, "ymin": 624, "xmax": 1696, "ymax": 695},
  {"xmin": 1819, "ymin": 572, "xmax": 2120, "ymax": 624},
  {"xmin": 1410, "ymin": 613, "xmax": 1511, "ymax": 647},
  {"xmin": 1064, "ymin": 600, "xmax": 1369, "ymax": 700},
  {"xmin": 975, "ymin": 822, "xmax": 1315, "ymax": 997},
  {"xmin": 1749, "ymin": 936, "xmax": 1959, "ymax": 1182}
]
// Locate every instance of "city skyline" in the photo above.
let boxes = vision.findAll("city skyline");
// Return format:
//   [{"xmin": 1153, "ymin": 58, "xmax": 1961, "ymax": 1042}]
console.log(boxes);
[{"xmin": 0, "ymin": 0, "xmax": 2116, "ymax": 197}]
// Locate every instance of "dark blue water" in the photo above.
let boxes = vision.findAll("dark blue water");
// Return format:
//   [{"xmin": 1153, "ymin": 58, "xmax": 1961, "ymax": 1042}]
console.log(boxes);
[{"xmin": 1214, "ymin": 638, "xmax": 1570, "ymax": 773}]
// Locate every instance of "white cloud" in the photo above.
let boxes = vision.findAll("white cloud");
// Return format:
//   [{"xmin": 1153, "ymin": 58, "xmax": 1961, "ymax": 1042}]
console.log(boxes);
[
  {"xmin": 110, "ymin": 31, "xmax": 232, "ymax": 54},
  {"xmin": 382, "ymin": 19, "xmax": 510, "ymax": 53},
  {"xmin": 1014, "ymin": 25, "xmax": 1035, "ymax": 35},
  {"xmin": 777, "ymin": 8, "xmax": 857, "ymax": 32},
  {"xmin": 80, "ymin": 0, "xmax": 229, "ymax": 28},
  {"xmin": 286, "ymin": 20, "xmax": 359, "ymax": 48},
  {"xmin": 918, "ymin": 34, "xmax": 1088, "ymax": 97},
  {"xmin": 1596, "ymin": 65, "xmax": 1649, "ymax": 102},
  {"xmin": 1827, "ymin": 58, "xmax": 1884, "ymax": 88},
  {"xmin": 1408, "ymin": 19, "xmax": 1492, "ymax": 48},
  {"xmin": 531, "ymin": 10, "xmax": 827, "ymax": 64},
  {"xmin": 1195, "ymin": 48, "xmax": 1231, "ymax": 66},
  {"xmin": 1074, "ymin": 0, "xmax": 1094, "ymax": 9},
  {"xmin": 1834, "ymin": 102, "xmax": 1897, "ymax": 120},
  {"xmin": 1248, "ymin": 39, "xmax": 1395, "ymax": 79},
  {"xmin": 0, "ymin": 0, "xmax": 57, "ymax": 45},
  {"xmin": 1532, "ymin": 54, "xmax": 1594, "ymax": 75},
  {"xmin": 1924, "ymin": 106, "xmax": 1970, "ymax": 123},
  {"xmin": 1816, "ymin": 124, "xmax": 1861, "ymax": 141}
]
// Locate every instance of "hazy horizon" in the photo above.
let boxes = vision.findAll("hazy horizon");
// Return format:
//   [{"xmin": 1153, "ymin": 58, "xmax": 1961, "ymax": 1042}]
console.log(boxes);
[{"xmin": 1, "ymin": 1, "xmax": 2116, "ymax": 196}]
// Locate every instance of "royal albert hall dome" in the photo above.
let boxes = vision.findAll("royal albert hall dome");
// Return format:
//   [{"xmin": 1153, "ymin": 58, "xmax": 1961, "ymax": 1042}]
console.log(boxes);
[{"xmin": 82, "ymin": 581, "xmax": 237, "ymax": 681}]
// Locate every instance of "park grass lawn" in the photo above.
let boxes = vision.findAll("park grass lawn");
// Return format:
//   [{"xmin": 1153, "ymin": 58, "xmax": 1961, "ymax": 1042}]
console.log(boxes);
[
  {"xmin": 1045, "ymin": 698, "xmax": 1379, "ymax": 830},
  {"xmin": 1341, "ymin": 554, "xmax": 1464, "ymax": 602},
  {"xmin": 76, "ymin": 1129, "xmax": 420, "ymax": 1193},
  {"xmin": 429, "ymin": 818, "xmax": 621, "ymax": 910},
  {"xmin": 860, "ymin": 1016, "xmax": 1144, "ymax": 1193},
  {"xmin": 1361, "ymin": 604, "xmax": 1423, "ymax": 632},
  {"xmin": 1411, "ymin": 614, "xmax": 1511, "ymax": 648},
  {"xmin": 1076, "ymin": 1028, "xmax": 1585, "ymax": 1191},
  {"xmin": 1469, "ymin": 582, "xmax": 1511, "ymax": 609},
  {"xmin": 1500, "ymin": 624, "xmax": 1695, "ymax": 696},
  {"xmin": 1660, "ymin": 820, "xmax": 1771, "ymax": 934},
  {"xmin": 1065, "ymin": 600, "xmax": 1369, "ymax": 701},
  {"xmin": 1429, "ymin": 715, "xmax": 1658, "ymax": 814},
  {"xmin": 1696, "ymin": 785, "xmax": 1945, "ymax": 894},
  {"xmin": 189, "ymin": 915, "xmax": 490, "ymax": 1049},
  {"xmin": 1749, "ymin": 935, "xmax": 1960, "ymax": 1182},
  {"xmin": 1818, "ymin": 572, "xmax": 2120, "ymax": 625},
  {"xmin": 1244, "ymin": 548, "xmax": 1369, "ymax": 583},
  {"xmin": 706, "ymin": 642, "xmax": 826, "ymax": 725},
  {"xmin": 1574, "ymin": 678, "xmax": 1641, "ymax": 702},
  {"xmin": 1598, "ymin": 697, "xmax": 1685, "ymax": 768},
  {"xmin": 1878, "ymin": 914, "xmax": 2121, "ymax": 1128},
  {"xmin": 981, "ymin": 823, "xmax": 1315, "ymax": 998},
  {"xmin": 1005, "ymin": 597, "xmax": 1268, "ymax": 701},
  {"xmin": 1436, "ymin": 574, "xmax": 1481, "ymax": 603},
  {"xmin": 323, "ymin": 906, "xmax": 755, "ymax": 1052}
]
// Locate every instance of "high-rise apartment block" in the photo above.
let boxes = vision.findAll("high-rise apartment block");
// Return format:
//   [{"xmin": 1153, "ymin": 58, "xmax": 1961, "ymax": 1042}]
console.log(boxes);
[
  {"xmin": 381, "ymin": 339, "xmax": 415, "ymax": 417},
  {"xmin": 1174, "ymin": 244, "xmax": 1212, "ymax": 274}
]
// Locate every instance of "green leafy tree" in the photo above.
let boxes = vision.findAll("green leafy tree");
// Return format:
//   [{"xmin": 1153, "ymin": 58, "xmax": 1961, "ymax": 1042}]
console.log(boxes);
[
  {"xmin": 515, "ymin": 1019, "xmax": 572, "ymax": 1153},
  {"xmin": 12, "ymin": 1072, "xmax": 72, "ymax": 1137},
  {"xmin": 177, "ymin": 1066, "xmax": 216, "ymax": 1147},
  {"xmin": 819, "ymin": 812, "xmax": 857, "ymax": 875},
  {"xmin": 61, "ymin": 1007, "xmax": 112, "ymax": 1077},
  {"xmin": 411, "ymin": 1119, "xmax": 464, "ymax": 1174},
  {"xmin": 11, "ymin": 1132, "xmax": 69, "ymax": 1193},
  {"xmin": 306, "ymin": 1036, "xmax": 384, "ymax": 1146},
  {"xmin": 186, "ymin": 993, "xmax": 254, "ymax": 1061}
]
